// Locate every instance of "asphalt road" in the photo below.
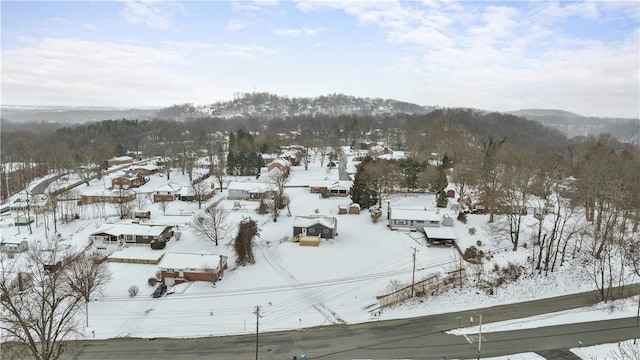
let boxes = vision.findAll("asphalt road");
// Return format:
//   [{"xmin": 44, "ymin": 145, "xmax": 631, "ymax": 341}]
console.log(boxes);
[{"xmin": 61, "ymin": 285, "xmax": 640, "ymax": 360}]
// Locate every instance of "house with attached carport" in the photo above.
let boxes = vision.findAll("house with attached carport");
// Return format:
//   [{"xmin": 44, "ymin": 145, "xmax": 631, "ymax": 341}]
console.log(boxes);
[
  {"xmin": 90, "ymin": 223, "xmax": 174, "ymax": 255},
  {"xmin": 293, "ymin": 215, "xmax": 338, "ymax": 239},
  {"xmin": 158, "ymin": 252, "xmax": 228, "ymax": 286},
  {"xmin": 227, "ymin": 181, "xmax": 276, "ymax": 200},
  {"xmin": 387, "ymin": 206, "xmax": 440, "ymax": 231}
]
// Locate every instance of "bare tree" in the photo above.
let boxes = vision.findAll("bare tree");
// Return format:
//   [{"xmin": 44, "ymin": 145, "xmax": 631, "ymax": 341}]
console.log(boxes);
[
  {"xmin": 364, "ymin": 159, "xmax": 400, "ymax": 208},
  {"xmin": 64, "ymin": 251, "xmax": 112, "ymax": 327},
  {"xmin": 0, "ymin": 241, "xmax": 83, "ymax": 360},
  {"xmin": 192, "ymin": 203, "xmax": 230, "ymax": 246},
  {"xmin": 191, "ymin": 181, "xmax": 211, "ymax": 210},
  {"xmin": 210, "ymin": 154, "xmax": 227, "ymax": 192},
  {"xmin": 158, "ymin": 200, "xmax": 169, "ymax": 215},
  {"xmin": 267, "ymin": 169, "xmax": 289, "ymax": 222},
  {"xmin": 67, "ymin": 150, "xmax": 98, "ymax": 187},
  {"xmin": 115, "ymin": 188, "xmax": 134, "ymax": 220},
  {"xmin": 135, "ymin": 193, "xmax": 151, "ymax": 211}
]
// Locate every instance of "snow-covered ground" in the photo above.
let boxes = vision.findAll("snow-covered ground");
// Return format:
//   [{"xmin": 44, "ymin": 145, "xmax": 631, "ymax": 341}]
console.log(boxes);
[{"xmin": 1, "ymin": 154, "xmax": 638, "ymax": 359}]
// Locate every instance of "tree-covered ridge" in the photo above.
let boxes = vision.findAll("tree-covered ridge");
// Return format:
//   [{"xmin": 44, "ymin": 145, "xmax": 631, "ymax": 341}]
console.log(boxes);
[{"xmin": 155, "ymin": 92, "xmax": 433, "ymax": 120}]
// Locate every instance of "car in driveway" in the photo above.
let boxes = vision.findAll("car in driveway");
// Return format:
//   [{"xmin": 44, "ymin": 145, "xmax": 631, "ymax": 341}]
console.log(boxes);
[{"xmin": 152, "ymin": 284, "xmax": 167, "ymax": 298}]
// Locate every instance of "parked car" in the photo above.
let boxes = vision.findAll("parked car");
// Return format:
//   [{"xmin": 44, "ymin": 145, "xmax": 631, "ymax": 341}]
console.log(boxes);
[{"xmin": 152, "ymin": 284, "xmax": 167, "ymax": 298}]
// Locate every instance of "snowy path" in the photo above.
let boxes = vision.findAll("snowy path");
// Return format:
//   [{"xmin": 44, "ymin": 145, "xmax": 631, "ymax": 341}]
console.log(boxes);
[{"xmin": 258, "ymin": 239, "xmax": 347, "ymax": 325}]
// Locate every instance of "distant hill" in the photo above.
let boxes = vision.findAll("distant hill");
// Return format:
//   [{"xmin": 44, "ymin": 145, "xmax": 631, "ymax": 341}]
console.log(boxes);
[
  {"xmin": 0, "ymin": 105, "xmax": 157, "ymax": 124},
  {"xmin": 509, "ymin": 109, "xmax": 640, "ymax": 144},
  {"xmin": 155, "ymin": 92, "xmax": 435, "ymax": 120}
]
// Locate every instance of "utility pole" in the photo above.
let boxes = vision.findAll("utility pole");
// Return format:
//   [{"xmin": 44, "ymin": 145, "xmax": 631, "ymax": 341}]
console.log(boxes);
[
  {"xmin": 411, "ymin": 247, "xmax": 417, "ymax": 298},
  {"xmin": 471, "ymin": 311, "xmax": 482, "ymax": 360},
  {"xmin": 254, "ymin": 305, "xmax": 262, "ymax": 360},
  {"xmin": 477, "ymin": 313, "xmax": 482, "ymax": 360}
]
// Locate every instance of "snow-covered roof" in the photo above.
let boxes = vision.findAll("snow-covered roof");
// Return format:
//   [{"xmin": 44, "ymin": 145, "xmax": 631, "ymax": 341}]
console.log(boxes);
[
  {"xmin": 423, "ymin": 226, "xmax": 457, "ymax": 240},
  {"xmin": 90, "ymin": 223, "xmax": 170, "ymax": 237},
  {"xmin": 268, "ymin": 158, "xmax": 290, "ymax": 168},
  {"xmin": 309, "ymin": 180, "xmax": 352, "ymax": 189},
  {"xmin": 390, "ymin": 209, "xmax": 440, "ymax": 222},
  {"xmin": 158, "ymin": 252, "xmax": 223, "ymax": 270},
  {"xmin": 109, "ymin": 156, "xmax": 133, "ymax": 162},
  {"xmin": 293, "ymin": 215, "xmax": 336, "ymax": 229},
  {"xmin": 132, "ymin": 164, "xmax": 158, "ymax": 171},
  {"xmin": 377, "ymin": 151, "xmax": 407, "ymax": 160},
  {"xmin": 228, "ymin": 181, "xmax": 275, "ymax": 193},
  {"xmin": 80, "ymin": 188, "xmax": 135, "ymax": 197},
  {"xmin": 154, "ymin": 183, "xmax": 182, "ymax": 193}
]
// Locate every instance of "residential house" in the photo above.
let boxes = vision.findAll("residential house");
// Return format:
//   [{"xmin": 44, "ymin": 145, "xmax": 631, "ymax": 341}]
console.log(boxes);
[
  {"xmin": 293, "ymin": 215, "xmax": 338, "ymax": 239},
  {"xmin": 153, "ymin": 183, "xmax": 182, "ymax": 203},
  {"xmin": 107, "ymin": 156, "xmax": 134, "ymax": 167},
  {"xmin": 111, "ymin": 170, "xmax": 148, "ymax": 189},
  {"xmin": 227, "ymin": 181, "xmax": 276, "ymax": 200},
  {"xmin": 80, "ymin": 189, "xmax": 136, "ymax": 205},
  {"xmin": 178, "ymin": 183, "xmax": 215, "ymax": 202},
  {"xmin": 158, "ymin": 252, "xmax": 228, "ymax": 286},
  {"xmin": 267, "ymin": 159, "xmax": 290, "ymax": 176},
  {"xmin": 388, "ymin": 206, "xmax": 440, "ymax": 231},
  {"xmin": 309, "ymin": 180, "xmax": 352, "ymax": 197},
  {"xmin": 90, "ymin": 223, "xmax": 173, "ymax": 255},
  {"xmin": 130, "ymin": 164, "xmax": 159, "ymax": 176},
  {"xmin": 0, "ymin": 240, "xmax": 29, "ymax": 254}
]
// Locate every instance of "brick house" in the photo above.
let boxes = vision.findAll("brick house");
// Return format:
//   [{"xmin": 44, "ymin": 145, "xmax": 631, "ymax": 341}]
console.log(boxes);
[
  {"xmin": 158, "ymin": 252, "xmax": 228, "ymax": 286},
  {"xmin": 90, "ymin": 223, "xmax": 174, "ymax": 255},
  {"xmin": 111, "ymin": 170, "xmax": 148, "ymax": 189}
]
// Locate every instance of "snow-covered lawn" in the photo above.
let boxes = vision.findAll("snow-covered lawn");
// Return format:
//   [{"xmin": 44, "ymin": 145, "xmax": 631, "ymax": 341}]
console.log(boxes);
[{"xmin": 2, "ymin": 155, "xmax": 638, "ymax": 359}]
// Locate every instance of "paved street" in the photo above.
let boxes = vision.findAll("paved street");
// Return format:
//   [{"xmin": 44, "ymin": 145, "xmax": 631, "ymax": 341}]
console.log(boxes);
[{"xmin": 61, "ymin": 284, "xmax": 640, "ymax": 360}]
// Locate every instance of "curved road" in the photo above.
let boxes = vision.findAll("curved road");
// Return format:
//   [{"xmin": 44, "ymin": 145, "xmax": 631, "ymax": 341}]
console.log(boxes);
[{"xmin": 62, "ymin": 284, "xmax": 640, "ymax": 360}]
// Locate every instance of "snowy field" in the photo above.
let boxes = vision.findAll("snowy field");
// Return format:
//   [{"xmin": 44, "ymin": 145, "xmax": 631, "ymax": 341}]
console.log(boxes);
[{"xmin": 1, "ymin": 155, "xmax": 638, "ymax": 359}]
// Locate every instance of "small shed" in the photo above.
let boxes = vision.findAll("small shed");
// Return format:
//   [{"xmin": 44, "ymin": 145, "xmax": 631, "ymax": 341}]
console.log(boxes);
[
  {"xmin": 446, "ymin": 189, "xmax": 456, "ymax": 198},
  {"xmin": 348, "ymin": 203, "xmax": 361, "ymax": 214},
  {"xmin": 338, "ymin": 205, "xmax": 348, "ymax": 215},
  {"xmin": 14, "ymin": 215, "xmax": 33, "ymax": 226},
  {"xmin": 134, "ymin": 210, "xmax": 151, "ymax": 220}
]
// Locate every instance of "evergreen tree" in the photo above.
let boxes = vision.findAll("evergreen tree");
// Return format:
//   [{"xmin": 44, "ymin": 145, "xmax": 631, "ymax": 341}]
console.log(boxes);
[
  {"xmin": 350, "ymin": 156, "xmax": 378, "ymax": 208},
  {"xmin": 437, "ymin": 190, "xmax": 449, "ymax": 208}
]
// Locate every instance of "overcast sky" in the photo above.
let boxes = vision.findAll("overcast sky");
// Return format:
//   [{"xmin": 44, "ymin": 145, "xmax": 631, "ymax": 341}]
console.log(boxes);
[{"xmin": 1, "ymin": 1, "xmax": 638, "ymax": 118}]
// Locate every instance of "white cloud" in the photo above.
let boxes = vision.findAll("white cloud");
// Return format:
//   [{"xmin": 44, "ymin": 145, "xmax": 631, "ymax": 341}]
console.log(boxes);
[
  {"xmin": 119, "ymin": 1, "xmax": 185, "ymax": 29},
  {"xmin": 225, "ymin": 19, "xmax": 247, "ymax": 31},
  {"xmin": 273, "ymin": 27, "xmax": 321, "ymax": 37},
  {"xmin": 231, "ymin": 0, "xmax": 278, "ymax": 14},
  {"xmin": 297, "ymin": 1, "xmax": 639, "ymax": 117},
  {"xmin": 0, "ymin": 38, "xmax": 248, "ymax": 107},
  {"xmin": 211, "ymin": 43, "xmax": 278, "ymax": 58}
]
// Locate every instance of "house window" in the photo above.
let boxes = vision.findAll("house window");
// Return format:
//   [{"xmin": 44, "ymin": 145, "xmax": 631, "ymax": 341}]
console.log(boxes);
[
  {"xmin": 125, "ymin": 235, "xmax": 134, "ymax": 242},
  {"xmin": 324, "ymin": 229, "xmax": 329, "ymax": 233},
  {"xmin": 309, "ymin": 228, "xmax": 315, "ymax": 233},
  {"xmin": 395, "ymin": 220, "xmax": 407, "ymax": 225}
]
